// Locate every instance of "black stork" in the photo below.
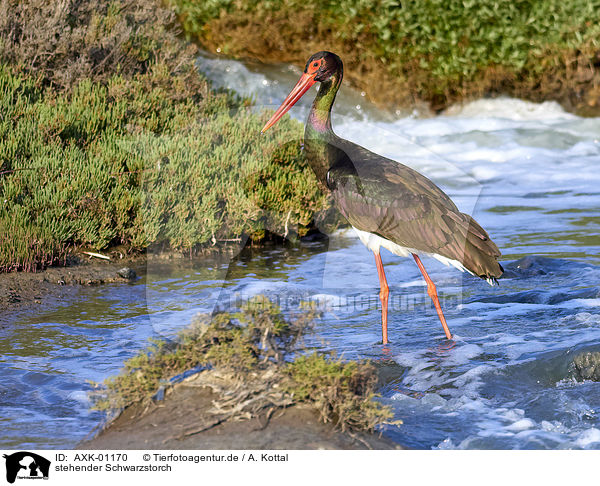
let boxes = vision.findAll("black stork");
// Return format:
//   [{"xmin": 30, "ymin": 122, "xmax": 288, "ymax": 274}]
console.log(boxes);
[{"xmin": 261, "ymin": 51, "xmax": 503, "ymax": 344}]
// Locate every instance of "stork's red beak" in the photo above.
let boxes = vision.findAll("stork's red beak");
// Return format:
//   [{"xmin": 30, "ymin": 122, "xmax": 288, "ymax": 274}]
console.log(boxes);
[{"xmin": 261, "ymin": 72, "xmax": 316, "ymax": 133}]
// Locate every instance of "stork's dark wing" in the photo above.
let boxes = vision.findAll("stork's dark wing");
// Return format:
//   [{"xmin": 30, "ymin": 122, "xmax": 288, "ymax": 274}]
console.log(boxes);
[{"xmin": 326, "ymin": 139, "xmax": 502, "ymax": 280}]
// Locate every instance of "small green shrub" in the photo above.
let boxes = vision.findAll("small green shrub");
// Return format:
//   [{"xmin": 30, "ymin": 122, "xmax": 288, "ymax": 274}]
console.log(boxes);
[
  {"xmin": 285, "ymin": 353, "xmax": 394, "ymax": 432},
  {"xmin": 0, "ymin": 0, "xmax": 332, "ymax": 271}
]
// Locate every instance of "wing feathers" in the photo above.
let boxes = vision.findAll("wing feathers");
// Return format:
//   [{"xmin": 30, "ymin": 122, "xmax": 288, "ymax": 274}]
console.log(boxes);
[{"xmin": 325, "ymin": 138, "xmax": 503, "ymax": 280}]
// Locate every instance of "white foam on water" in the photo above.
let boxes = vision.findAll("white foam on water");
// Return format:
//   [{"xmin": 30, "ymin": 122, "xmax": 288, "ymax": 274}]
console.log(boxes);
[
  {"xmin": 420, "ymin": 393, "xmax": 447, "ymax": 408},
  {"xmin": 333, "ymin": 100, "xmax": 600, "ymax": 211},
  {"xmin": 310, "ymin": 293, "xmax": 354, "ymax": 310},
  {"xmin": 506, "ymin": 418, "xmax": 536, "ymax": 432},
  {"xmin": 443, "ymin": 344, "xmax": 484, "ymax": 366},
  {"xmin": 574, "ymin": 428, "xmax": 600, "ymax": 448},
  {"xmin": 443, "ymin": 98, "xmax": 575, "ymax": 121},
  {"xmin": 433, "ymin": 404, "xmax": 565, "ymax": 449},
  {"xmin": 67, "ymin": 391, "xmax": 90, "ymax": 404},
  {"xmin": 388, "ymin": 311, "xmax": 600, "ymax": 449},
  {"xmin": 398, "ymin": 279, "xmax": 427, "ymax": 288}
]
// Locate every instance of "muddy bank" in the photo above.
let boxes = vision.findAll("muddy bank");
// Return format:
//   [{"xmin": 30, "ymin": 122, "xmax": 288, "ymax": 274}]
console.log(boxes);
[
  {"xmin": 79, "ymin": 383, "xmax": 402, "ymax": 450},
  {"xmin": 0, "ymin": 252, "xmax": 146, "ymax": 326}
]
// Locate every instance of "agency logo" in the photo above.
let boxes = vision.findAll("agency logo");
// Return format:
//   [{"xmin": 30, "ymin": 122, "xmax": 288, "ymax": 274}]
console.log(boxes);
[{"xmin": 3, "ymin": 452, "xmax": 50, "ymax": 484}]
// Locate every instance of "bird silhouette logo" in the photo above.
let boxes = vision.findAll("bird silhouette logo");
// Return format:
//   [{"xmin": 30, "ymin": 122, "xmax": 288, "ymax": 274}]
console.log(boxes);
[{"xmin": 3, "ymin": 452, "xmax": 51, "ymax": 483}]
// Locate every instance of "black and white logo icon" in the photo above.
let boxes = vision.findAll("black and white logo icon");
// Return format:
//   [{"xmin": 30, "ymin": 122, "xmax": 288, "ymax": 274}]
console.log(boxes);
[{"xmin": 3, "ymin": 452, "xmax": 50, "ymax": 484}]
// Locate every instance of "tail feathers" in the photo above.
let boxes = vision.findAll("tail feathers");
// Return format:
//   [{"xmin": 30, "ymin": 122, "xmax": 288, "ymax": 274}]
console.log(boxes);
[
  {"xmin": 485, "ymin": 262, "xmax": 505, "ymax": 286},
  {"xmin": 462, "ymin": 216, "xmax": 503, "ymax": 282},
  {"xmin": 434, "ymin": 214, "xmax": 503, "ymax": 283},
  {"xmin": 463, "ymin": 239, "xmax": 504, "ymax": 282}
]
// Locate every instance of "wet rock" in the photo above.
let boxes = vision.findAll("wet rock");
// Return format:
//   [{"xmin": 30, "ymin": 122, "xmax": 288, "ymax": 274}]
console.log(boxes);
[
  {"xmin": 502, "ymin": 255, "xmax": 592, "ymax": 279},
  {"xmin": 502, "ymin": 256, "xmax": 548, "ymax": 277},
  {"xmin": 548, "ymin": 288, "xmax": 600, "ymax": 305},
  {"xmin": 478, "ymin": 286, "xmax": 600, "ymax": 305},
  {"xmin": 571, "ymin": 352, "xmax": 600, "ymax": 381},
  {"xmin": 116, "ymin": 267, "xmax": 136, "ymax": 280},
  {"xmin": 300, "ymin": 230, "xmax": 329, "ymax": 242},
  {"xmin": 477, "ymin": 289, "xmax": 546, "ymax": 304}
]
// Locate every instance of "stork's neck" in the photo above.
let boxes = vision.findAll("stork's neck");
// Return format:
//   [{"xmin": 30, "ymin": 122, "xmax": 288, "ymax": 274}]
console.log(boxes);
[
  {"xmin": 304, "ymin": 70, "xmax": 343, "ymax": 184},
  {"xmin": 306, "ymin": 72, "xmax": 342, "ymax": 135}
]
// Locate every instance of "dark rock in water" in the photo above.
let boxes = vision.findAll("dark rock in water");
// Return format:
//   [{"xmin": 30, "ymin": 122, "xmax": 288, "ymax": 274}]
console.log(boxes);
[
  {"xmin": 502, "ymin": 256, "xmax": 548, "ymax": 278},
  {"xmin": 300, "ymin": 230, "xmax": 329, "ymax": 242},
  {"xmin": 571, "ymin": 352, "xmax": 600, "ymax": 382},
  {"xmin": 478, "ymin": 286, "xmax": 600, "ymax": 305},
  {"xmin": 477, "ymin": 289, "xmax": 546, "ymax": 304},
  {"xmin": 502, "ymin": 255, "xmax": 592, "ymax": 279},
  {"xmin": 116, "ymin": 268, "xmax": 136, "ymax": 280},
  {"xmin": 548, "ymin": 287, "xmax": 600, "ymax": 305}
]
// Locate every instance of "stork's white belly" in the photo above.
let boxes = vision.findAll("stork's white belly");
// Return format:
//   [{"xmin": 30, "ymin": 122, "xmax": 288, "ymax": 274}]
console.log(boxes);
[{"xmin": 352, "ymin": 227, "xmax": 473, "ymax": 276}]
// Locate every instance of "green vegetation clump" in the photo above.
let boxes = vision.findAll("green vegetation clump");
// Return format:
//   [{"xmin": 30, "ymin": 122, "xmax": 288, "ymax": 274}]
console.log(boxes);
[
  {"xmin": 94, "ymin": 296, "xmax": 394, "ymax": 432},
  {"xmin": 170, "ymin": 0, "xmax": 600, "ymax": 114},
  {"xmin": 285, "ymin": 353, "xmax": 392, "ymax": 432},
  {"xmin": 0, "ymin": 0, "xmax": 330, "ymax": 271}
]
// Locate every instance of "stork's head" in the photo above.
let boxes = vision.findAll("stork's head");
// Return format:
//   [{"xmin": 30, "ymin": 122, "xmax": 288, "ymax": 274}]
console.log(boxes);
[{"xmin": 261, "ymin": 51, "xmax": 343, "ymax": 133}]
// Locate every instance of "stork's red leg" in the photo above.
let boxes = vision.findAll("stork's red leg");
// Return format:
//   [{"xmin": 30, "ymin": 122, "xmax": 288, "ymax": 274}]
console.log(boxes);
[
  {"xmin": 412, "ymin": 254, "xmax": 453, "ymax": 340},
  {"xmin": 374, "ymin": 252, "xmax": 389, "ymax": 344}
]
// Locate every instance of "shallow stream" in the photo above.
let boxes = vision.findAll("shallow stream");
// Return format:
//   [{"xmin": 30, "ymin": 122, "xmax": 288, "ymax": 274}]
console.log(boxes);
[{"xmin": 1, "ymin": 53, "xmax": 599, "ymax": 449}]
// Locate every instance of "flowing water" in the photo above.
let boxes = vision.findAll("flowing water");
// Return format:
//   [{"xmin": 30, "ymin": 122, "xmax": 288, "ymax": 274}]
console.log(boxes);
[{"xmin": 1, "ymin": 53, "xmax": 600, "ymax": 449}]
